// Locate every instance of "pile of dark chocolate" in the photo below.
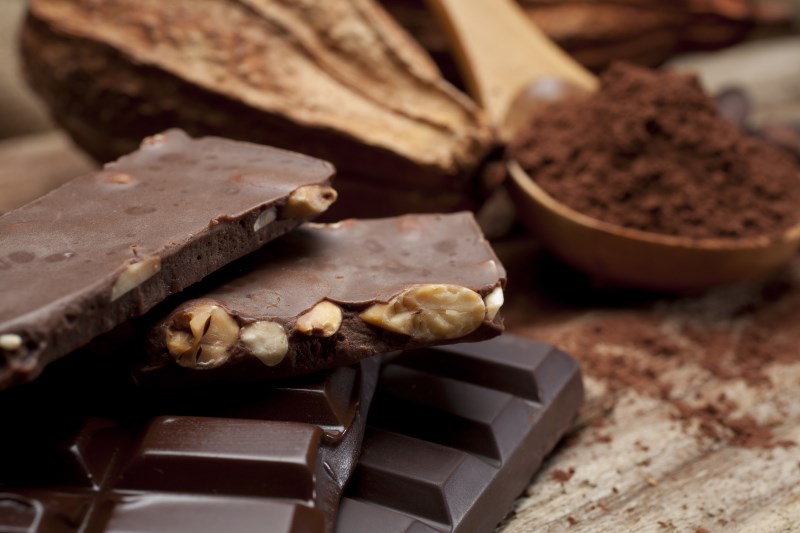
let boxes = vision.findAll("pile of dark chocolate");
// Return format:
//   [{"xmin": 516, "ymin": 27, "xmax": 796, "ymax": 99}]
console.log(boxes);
[{"xmin": 0, "ymin": 130, "xmax": 582, "ymax": 533}]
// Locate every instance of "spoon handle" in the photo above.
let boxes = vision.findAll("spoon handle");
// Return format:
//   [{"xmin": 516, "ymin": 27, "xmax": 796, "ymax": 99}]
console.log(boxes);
[{"xmin": 425, "ymin": 0, "xmax": 597, "ymax": 128}]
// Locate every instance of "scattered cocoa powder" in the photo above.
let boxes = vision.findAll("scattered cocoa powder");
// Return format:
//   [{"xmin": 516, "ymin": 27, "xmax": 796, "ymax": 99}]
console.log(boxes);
[
  {"xmin": 558, "ymin": 296, "xmax": 798, "ymax": 450},
  {"xmin": 501, "ymin": 239, "xmax": 800, "ymax": 449},
  {"xmin": 509, "ymin": 62, "xmax": 800, "ymax": 239}
]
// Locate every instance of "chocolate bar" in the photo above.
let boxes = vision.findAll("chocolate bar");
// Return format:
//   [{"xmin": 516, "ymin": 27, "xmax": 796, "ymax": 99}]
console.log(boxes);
[
  {"xmin": 0, "ymin": 348, "xmax": 379, "ymax": 533},
  {"xmin": 336, "ymin": 335, "xmax": 584, "ymax": 532},
  {"xmin": 0, "ymin": 129, "xmax": 336, "ymax": 389},
  {"xmin": 140, "ymin": 213, "xmax": 506, "ymax": 385}
]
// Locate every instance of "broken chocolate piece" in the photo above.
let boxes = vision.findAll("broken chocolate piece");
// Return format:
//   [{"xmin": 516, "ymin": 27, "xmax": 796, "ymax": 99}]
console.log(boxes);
[
  {"xmin": 141, "ymin": 213, "xmax": 505, "ymax": 385},
  {"xmin": 337, "ymin": 335, "xmax": 584, "ymax": 532},
  {"xmin": 0, "ymin": 350, "xmax": 379, "ymax": 533},
  {"xmin": 0, "ymin": 129, "xmax": 336, "ymax": 389}
]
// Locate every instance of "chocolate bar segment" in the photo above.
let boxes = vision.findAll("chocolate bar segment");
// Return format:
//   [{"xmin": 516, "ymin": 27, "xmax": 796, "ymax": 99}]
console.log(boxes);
[
  {"xmin": 0, "ymin": 129, "xmax": 336, "ymax": 389},
  {"xmin": 336, "ymin": 335, "xmax": 584, "ymax": 532},
  {"xmin": 0, "ymin": 350, "xmax": 377, "ymax": 533},
  {"xmin": 140, "ymin": 212, "xmax": 505, "ymax": 385}
]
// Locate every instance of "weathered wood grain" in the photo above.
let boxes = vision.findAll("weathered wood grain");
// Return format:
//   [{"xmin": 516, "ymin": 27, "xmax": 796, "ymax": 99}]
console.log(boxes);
[{"xmin": 496, "ymin": 236, "xmax": 800, "ymax": 533}]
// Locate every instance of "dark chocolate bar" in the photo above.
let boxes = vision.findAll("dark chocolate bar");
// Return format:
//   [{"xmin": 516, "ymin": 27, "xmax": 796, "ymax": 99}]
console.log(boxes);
[
  {"xmin": 336, "ymin": 335, "xmax": 584, "ymax": 532},
  {"xmin": 0, "ymin": 347, "xmax": 377, "ymax": 532},
  {"xmin": 140, "ymin": 213, "xmax": 506, "ymax": 385},
  {"xmin": 0, "ymin": 129, "xmax": 336, "ymax": 389}
]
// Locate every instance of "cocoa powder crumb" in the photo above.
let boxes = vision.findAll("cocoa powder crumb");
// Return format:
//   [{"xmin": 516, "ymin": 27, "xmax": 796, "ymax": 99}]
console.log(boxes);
[
  {"xmin": 510, "ymin": 62, "xmax": 800, "ymax": 239},
  {"xmin": 551, "ymin": 467, "xmax": 576, "ymax": 483},
  {"xmin": 593, "ymin": 431, "xmax": 613, "ymax": 444}
]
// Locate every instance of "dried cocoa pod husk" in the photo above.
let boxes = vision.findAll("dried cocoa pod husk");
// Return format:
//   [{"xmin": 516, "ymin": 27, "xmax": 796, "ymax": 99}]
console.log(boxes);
[
  {"xmin": 381, "ymin": 0, "xmax": 760, "ymax": 73},
  {"xmin": 21, "ymin": 0, "xmax": 493, "ymax": 209}
]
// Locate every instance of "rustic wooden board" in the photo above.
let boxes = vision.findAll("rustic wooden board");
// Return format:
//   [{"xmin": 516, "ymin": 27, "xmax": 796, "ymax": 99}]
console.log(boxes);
[{"xmin": 496, "ymin": 238, "xmax": 800, "ymax": 533}]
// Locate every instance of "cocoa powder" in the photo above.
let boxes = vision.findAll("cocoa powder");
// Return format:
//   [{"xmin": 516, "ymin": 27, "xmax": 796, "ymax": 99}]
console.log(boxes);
[
  {"xmin": 510, "ymin": 62, "xmax": 800, "ymax": 239},
  {"xmin": 499, "ymin": 239, "xmax": 800, "ymax": 449}
]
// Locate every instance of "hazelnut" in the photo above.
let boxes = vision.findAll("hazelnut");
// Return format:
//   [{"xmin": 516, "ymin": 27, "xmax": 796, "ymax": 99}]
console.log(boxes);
[
  {"xmin": 165, "ymin": 302, "xmax": 239, "ymax": 369},
  {"xmin": 253, "ymin": 207, "xmax": 277, "ymax": 232},
  {"xmin": 0, "ymin": 334, "xmax": 23, "ymax": 351},
  {"xmin": 296, "ymin": 301, "xmax": 342, "ymax": 337},
  {"xmin": 111, "ymin": 257, "xmax": 161, "ymax": 301},
  {"xmin": 240, "ymin": 321, "xmax": 289, "ymax": 367},
  {"xmin": 360, "ymin": 284, "xmax": 485, "ymax": 341},
  {"xmin": 483, "ymin": 286, "xmax": 504, "ymax": 320},
  {"xmin": 282, "ymin": 185, "xmax": 337, "ymax": 219}
]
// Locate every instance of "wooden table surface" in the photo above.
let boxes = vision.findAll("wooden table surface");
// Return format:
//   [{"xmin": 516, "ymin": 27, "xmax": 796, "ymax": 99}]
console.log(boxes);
[
  {"xmin": 3, "ymin": 129, "xmax": 799, "ymax": 533},
  {"xmin": 499, "ymin": 240, "xmax": 800, "ymax": 533}
]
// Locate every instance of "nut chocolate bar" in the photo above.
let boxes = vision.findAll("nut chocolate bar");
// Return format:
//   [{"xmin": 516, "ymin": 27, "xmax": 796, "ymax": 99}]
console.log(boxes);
[
  {"xmin": 140, "ymin": 213, "xmax": 506, "ymax": 385},
  {"xmin": 0, "ymin": 129, "xmax": 336, "ymax": 389},
  {"xmin": 0, "ymin": 349, "xmax": 379, "ymax": 533},
  {"xmin": 337, "ymin": 335, "xmax": 584, "ymax": 532}
]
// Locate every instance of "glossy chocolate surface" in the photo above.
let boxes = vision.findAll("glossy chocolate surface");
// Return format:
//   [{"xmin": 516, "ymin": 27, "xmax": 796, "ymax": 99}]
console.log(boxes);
[
  {"xmin": 142, "ymin": 213, "xmax": 506, "ymax": 384},
  {"xmin": 0, "ymin": 129, "xmax": 335, "ymax": 389},
  {"xmin": 0, "ymin": 349, "xmax": 377, "ymax": 532},
  {"xmin": 337, "ymin": 335, "xmax": 584, "ymax": 532}
]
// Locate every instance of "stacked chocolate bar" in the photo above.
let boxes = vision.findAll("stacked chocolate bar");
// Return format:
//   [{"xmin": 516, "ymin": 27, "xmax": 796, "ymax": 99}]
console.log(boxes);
[{"xmin": 0, "ymin": 130, "xmax": 583, "ymax": 532}]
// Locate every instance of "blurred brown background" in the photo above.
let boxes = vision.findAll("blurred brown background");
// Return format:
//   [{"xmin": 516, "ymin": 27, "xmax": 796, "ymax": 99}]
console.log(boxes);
[
  {"xmin": 2, "ymin": 0, "xmax": 799, "ymax": 142},
  {"xmin": 0, "ymin": 0, "xmax": 51, "ymax": 139}
]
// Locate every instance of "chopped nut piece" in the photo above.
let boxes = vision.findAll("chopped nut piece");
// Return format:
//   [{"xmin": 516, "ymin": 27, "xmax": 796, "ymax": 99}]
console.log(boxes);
[
  {"xmin": 141, "ymin": 133, "xmax": 166, "ymax": 147},
  {"xmin": 108, "ymin": 172, "xmax": 133, "ymax": 184},
  {"xmin": 0, "ymin": 334, "xmax": 23, "ymax": 351},
  {"xmin": 296, "ymin": 301, "xmax": 343, "ymax": 337},
  {"xmin": 240, "ymin": 321, "xmax": 289, "ymax": 366},
  {"xmin": 282, "ymin": 185, "xmax": 337, "ymax": 219},
  {"xmin": 253, "ymin": 207, "xmax": 277, "ymax": 232},
  {"xmin": 484, "ymin": 286, "xmax": 504, "ymax": 320},
  {"xmin": 111, "ymin": 257, "xmax": 161, "ymax": 301},
  {"xmin": 165, "ymin": 302, "xmax": 240, "ymax": 369},
  {"xmin": 360, "ymin": 284, "xmax": 486, "ymax": 341}
]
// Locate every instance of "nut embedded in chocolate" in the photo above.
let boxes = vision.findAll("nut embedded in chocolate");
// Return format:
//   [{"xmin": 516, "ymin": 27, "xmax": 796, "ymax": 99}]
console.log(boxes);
[
  {"xmin": 359, "ymin": 284, "xmax": 487, "ymax": 341},
  {"xmin": 296, "ymin": 301, "xmax": 343, "ymax": 337},
  {"xmin": 240, "ymin": 321, "xmax": 289, "ymax": 367},
  {"xmin": 0, "ymin": 334, "xmax": 23, "ymax": 352},
  {"xmin": 282, "ymin": 185, "xmax": 338, "ymax": 219},
  {"xmin": 110, "ymin": 257, "xmax": 161, "ymax": 302},
  {"xmin": 165, "ymin": 303, "xmax": 240, "ymax": 369},
  {"xmin": 141, "ymin": 132, "xmax": 167, "ymax": 147},
  {"xmin": 253, "ymin": 208, "xmax": 277, "ymax": 232},
  {"xmin": 484, "ymin": 287, "xmax": 504, "ymax": 320}
]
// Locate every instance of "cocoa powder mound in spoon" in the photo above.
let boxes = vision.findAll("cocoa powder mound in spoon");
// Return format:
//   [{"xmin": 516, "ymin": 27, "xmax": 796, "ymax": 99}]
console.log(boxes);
[{"xmin": 509, "ymin": 62, "xmax": 800, "ymax": 240}]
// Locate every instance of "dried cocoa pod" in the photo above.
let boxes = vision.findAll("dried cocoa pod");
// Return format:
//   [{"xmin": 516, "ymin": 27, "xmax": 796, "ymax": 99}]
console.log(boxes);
[
  {"xmin": 21, "ymin": 0, "xmax": 493, "ymax": 216},
  {"xmin": 382, "ymin": 0, "xmax": 762, "ymax": 73}
]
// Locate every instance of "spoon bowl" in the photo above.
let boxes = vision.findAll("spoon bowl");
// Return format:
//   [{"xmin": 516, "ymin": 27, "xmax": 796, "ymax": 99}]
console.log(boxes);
[
  {"xmin": 507, "ymin": 160, "xmax": 800, "ymax": 291},
  {"xmin": 426, "ymin": 0, "xmax": 800, "ymax": 290}
]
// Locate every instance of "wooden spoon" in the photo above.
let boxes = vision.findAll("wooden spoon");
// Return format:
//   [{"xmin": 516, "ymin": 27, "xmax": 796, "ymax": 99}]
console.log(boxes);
[{"xmin": 426, "ymin": 0, "xmax": 800, "ymax": 291}]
